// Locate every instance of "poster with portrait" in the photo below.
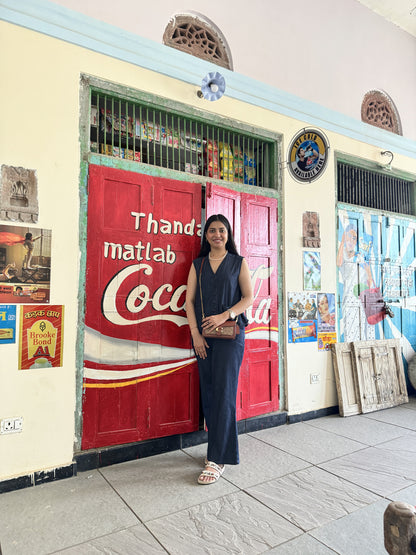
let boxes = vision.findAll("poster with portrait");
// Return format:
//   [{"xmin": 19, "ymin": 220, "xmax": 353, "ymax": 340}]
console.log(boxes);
[
  {"xmin": 316, "ymin": 292, "xmax": 337, "ymax": 351},
  {"xmin": 303, "ymin": 251, "xmax": 321, "ymax": 291},
  {"xmin": 0, "ymin": 305, "xmax": 16, "ymax": 344},
  {"xmin": 0, "ymin": 225, "xmax": 51, "ymax": 303},
  {"xmin": 288, "ymin": 291, "xmax": 317, "ymax": 343},
  {"xmin": 18, "ymin": 305, "xmax": 64, "ymax": 370}
]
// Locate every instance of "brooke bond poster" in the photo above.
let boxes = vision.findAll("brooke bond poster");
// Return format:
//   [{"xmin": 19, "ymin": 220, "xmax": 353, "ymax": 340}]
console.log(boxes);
[{"xmin": 19, "ymin": 305, "xmax": 64, "ymax": 369}]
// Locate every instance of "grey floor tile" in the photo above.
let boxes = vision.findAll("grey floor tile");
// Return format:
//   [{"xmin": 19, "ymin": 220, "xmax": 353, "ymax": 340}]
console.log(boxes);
[
  {"xmin": 246, "ymin": 466, "xmax": 379, "ymax": 532},
  {"xmin": 0, "ymin": 471, "xmax": 138, "ymax": 555},
  {"xmin": 376, "ymin": 431, "xmax": 416, "ymax": 453},
  {"xmin": 389, "ymin": 483, "xmax": 416, "ymax": 506},
  {"xmin": 320, "ymin": 446, "xmax": 416, "ymax": 496},
  {"xmin": 249, "ymin": 421, "xmax": 365, "ymax": 464},
  {"xmin": 55, "ymin": 524, "xmax": 167, "ymax": 554},
  {"xmin": 266, "ymin": 533, "xmax": 337, "ymax": 554},
  {"xmin": 405, "ymin": 395, "xmax": 416, "ymax": 406},
  {"xmin": 185, "ymin": 434, "xmax": 310, "ymax": 489},
  {"xmin": 310, "ymin": 499, "xmax": 390, "ymax": 555},
  {"xmin": 306, "ymin": 413, "xmax": 408, "ymax": 446},
  {"xmin": 182, "ymin": 441, "xmax": 214, "ymax": 464},
  {"xmin": 362, "ymin": 405, "xmax": 416, "ymax": 430},
  {"xmin": 100, "ymin": 450, "xmax": 238, "ymax": 522},
  {"xmin": 146, "ymin": 491, "xmax": 302, "ymax": 555}
]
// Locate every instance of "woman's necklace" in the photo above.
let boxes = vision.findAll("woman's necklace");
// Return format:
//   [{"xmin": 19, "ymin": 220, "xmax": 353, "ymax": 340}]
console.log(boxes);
[{"xmin": 209, "ymin": 250, "xmax": 228, "ymax": 261}]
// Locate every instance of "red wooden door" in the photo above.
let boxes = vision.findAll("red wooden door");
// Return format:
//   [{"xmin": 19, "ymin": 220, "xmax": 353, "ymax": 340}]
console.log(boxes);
[
  {"xmin": 206, "ymin": 184, "xmax": 279, "ymax": 419},
  {"xmin": 82, "ymin": 165, "xmax": 201, "ymax": 449}
]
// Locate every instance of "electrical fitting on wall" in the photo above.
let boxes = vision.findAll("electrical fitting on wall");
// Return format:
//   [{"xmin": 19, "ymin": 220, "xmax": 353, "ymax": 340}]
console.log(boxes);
[
  {"xmin": 197, "ymin": 72, "xmax": 226, "ymax": 101},
  {"xmin": 379, "ymin": 150, "xmax": 394, "ymax": 171},
  {"xmin": 0, "ymin": 417, "xmax": 23, "ymax": 434}
]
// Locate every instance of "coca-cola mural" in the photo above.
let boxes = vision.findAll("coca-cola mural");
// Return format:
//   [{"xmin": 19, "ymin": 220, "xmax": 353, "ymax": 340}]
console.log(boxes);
[{"xmin": 82, "ymin": 168, "xmax": 279, "ymax": 448}]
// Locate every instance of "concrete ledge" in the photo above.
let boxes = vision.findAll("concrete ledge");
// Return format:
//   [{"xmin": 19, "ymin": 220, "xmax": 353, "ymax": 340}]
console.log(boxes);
[
  {"xmin": 0, "ymin": 463, "xmax": 77, "ymax": 494},
  {"xmin": 287, "ymin": 405, "xmax": 339, "ymax": 424}
]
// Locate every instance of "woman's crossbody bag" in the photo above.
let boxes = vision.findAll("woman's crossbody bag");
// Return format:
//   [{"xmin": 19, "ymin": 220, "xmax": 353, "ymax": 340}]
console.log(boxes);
[{"xmin": 199, "ymin": 257, "xmax": 239, "ymax": 339}]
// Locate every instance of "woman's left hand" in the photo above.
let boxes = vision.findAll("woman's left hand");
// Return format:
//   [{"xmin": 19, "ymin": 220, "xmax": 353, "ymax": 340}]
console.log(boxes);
[{"xmin": 202, "ymin": 313, "xmax": 228, "ymax": 333}]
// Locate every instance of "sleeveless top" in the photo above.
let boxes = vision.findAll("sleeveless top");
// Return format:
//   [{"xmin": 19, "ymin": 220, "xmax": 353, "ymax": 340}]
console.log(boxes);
[{"xmin": 193, "ymin": 253, "xmax": 248, "ymax": 331}]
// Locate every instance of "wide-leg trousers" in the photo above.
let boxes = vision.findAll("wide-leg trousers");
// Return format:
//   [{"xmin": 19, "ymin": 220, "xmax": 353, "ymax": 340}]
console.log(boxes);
[{"xmin": 196, "ymin": 329, "xmax": 245, "ymax": 465}]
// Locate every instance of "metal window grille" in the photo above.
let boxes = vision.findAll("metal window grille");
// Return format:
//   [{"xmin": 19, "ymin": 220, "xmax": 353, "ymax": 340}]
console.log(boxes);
[
  {"xmin": 90, "ymin": 91, "xmax": 273, "ymax": 188},
  {"xmin": 337, "ymin": 162, "xmax": 415, "ymax": 216}
]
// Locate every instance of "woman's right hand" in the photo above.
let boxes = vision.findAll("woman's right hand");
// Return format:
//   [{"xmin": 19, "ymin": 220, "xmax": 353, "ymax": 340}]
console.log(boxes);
[{"xmin": 192, "ymin": 330, "xmax": 209, "ymax": 359}]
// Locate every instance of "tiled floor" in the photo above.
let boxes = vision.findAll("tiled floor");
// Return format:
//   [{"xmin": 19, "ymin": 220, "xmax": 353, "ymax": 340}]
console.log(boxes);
[{"xmin": 1, "ymin": 397, "xmax": 415, "ymax": 554}]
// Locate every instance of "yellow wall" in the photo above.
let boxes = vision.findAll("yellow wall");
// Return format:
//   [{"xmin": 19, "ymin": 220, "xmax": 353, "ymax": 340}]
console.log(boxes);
[{"xmin": 1, "ymin": 21, "xmax": 415, "ymax": 480}]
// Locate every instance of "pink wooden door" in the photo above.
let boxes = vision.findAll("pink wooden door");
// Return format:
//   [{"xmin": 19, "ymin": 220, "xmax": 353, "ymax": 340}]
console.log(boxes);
[
  {"xmin": 206, "ymin": 184, "xmax": 279, "ymax": 419},
  {"xmin": 82, "ymin": 165, "xmax": 201, "ymax": 449}
]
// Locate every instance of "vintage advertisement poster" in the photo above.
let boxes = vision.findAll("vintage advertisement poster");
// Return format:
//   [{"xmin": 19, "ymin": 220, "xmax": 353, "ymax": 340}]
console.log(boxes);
[
  {"xmin": 303, "ymin": 251, "xmax": 321, "ymax": 291},
  {"xmin": 0, "ymin": 225, "xmax": 51, "ymax": 303},
  {"xmin": 288, "ymin": 291, "xmax": 317, "ymax": 343},
  {"xmin": 18, "ymin": 305, "xmax": 64, "ymax": 370},
  {"xmin": 0, "ymin": 304, "xmax": 16, "ymax": 344},
  {"xmin": 317, "ymin": 292, "xmax": 336, "ymax": 351},
  {"xmin": 81, "ymin": 167, "xmax": 203, "ymax": 448}
]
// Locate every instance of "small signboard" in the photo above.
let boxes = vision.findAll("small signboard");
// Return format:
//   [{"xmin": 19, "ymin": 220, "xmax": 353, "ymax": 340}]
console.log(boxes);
[{"xmin": 288, "ymin": 128, "xmax": 329, "ymax": 183}]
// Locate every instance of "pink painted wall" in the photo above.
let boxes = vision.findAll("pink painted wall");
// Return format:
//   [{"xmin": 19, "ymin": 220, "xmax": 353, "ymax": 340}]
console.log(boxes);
[{"xmin": 50, "ymin": 0, "xmax": 416, "ymax": 140}]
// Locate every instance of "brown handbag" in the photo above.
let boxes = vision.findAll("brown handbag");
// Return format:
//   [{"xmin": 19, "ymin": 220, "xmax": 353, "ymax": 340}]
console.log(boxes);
[{"xmin": 199, "ymin": 257, "xmax": 239, "ymax": 339}]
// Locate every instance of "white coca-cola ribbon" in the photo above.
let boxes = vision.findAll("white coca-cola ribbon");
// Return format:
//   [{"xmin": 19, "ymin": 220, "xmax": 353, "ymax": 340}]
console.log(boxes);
[
  {"xmin": 246, "ymin": 327, "xmax": 279, "ymax": 343},
  {"xmin": 84, "ymin": 326, "xmax": 194, "ymax": 365},
  {"xmin": 84, "ymin": 357, "xmax": 196, "ymax": 382}
]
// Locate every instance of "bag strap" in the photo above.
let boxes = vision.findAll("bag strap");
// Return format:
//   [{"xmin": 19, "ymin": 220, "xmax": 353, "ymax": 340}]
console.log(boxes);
[{"xmin": 199, "ymin": 257, "xmax": 206, "ymax": 319}]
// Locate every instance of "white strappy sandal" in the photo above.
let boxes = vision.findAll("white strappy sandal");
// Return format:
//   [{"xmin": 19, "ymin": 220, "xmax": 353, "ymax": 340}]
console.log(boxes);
[{"xmin": 198, "ymin": 460, "xmax": 225, "ymax": 485}]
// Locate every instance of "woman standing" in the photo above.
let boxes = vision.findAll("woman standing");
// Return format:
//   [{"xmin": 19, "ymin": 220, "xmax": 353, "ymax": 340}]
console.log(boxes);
[
  {"xmin": 22, "ymin": 233, "xmax": 41, "ymax": 270},
  {"xmin": 186, "ymin": 214, "xmax": 253, "ymax": 485}
]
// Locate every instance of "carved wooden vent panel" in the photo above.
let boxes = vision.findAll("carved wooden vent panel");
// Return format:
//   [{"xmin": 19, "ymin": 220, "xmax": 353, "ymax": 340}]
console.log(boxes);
[
  {"xmin": 332, "ymin": 339, "xmax": 408, "ymax": 416},
  {"xmin": 163, "ymin": 15, "xmax": 232, "ymax": 70},
  {"xmin": 361, "ymin": 90, "xmax": 402, "ymax": 135}
]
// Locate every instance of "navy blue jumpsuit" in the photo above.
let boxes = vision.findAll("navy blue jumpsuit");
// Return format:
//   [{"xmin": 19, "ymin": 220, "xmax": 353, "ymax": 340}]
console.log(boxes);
[{"xmin": 193, "ymin": 253, "xmax": 246, "ymax": 465}]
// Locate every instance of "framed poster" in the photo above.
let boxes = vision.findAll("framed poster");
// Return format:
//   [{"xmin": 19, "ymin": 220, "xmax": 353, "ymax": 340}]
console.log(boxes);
[
  {"xmin": 0, "ymin": 225, "xmax": 51, "ymax": 303},
  {"xmin": 18, "ymin": 305, "xmax": 64, "ymax": 369},
  {"xmin": 303, "ymin": 251, "xmax": 321, "ymax": 291},
  {"xmin": 288, "ymin": 292, "xmax": 317, "ymax": 343},
  {"xmin": 0, "ymin": 305, "xmax": 16, "ymax": 344},
  {"xmin": 317, "ymin": 293, "xmax": 336, "ymax": 351}
]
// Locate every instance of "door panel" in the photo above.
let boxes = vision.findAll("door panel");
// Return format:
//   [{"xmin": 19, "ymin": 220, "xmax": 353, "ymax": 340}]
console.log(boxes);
[
  {"xmin": 206, "ymin": 183, "xmax": 241, "ymax": 248},
  {"xmin": 82, "ymin": 165, "xmax": 201, "ymax": 449},
  {"xmin": 240, "ymin": 195, "xmax": 278, "ymax": 417},
  {"xmin": 206, "ymin": 184, "xmax": 279, "ymax": 419},
  {"xmin": 331, "ymin": 342, "xmax": 361, "ymax": 416},
  {"xmin": 353, "ymin": 339, "xmax": 408, "ymax": 412}
]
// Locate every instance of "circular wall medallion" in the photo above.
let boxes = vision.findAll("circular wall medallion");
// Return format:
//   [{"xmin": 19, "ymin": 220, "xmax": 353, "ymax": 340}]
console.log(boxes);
[{"xmin": 288, "ymin": 129, "xmax": 329, "ymax": 183}]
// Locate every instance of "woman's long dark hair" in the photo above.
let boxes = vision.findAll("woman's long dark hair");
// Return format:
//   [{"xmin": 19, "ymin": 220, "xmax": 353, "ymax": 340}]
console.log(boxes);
[{"xmin": 198, "ymin": 214, "xmax": 239, "ymax": 257}]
